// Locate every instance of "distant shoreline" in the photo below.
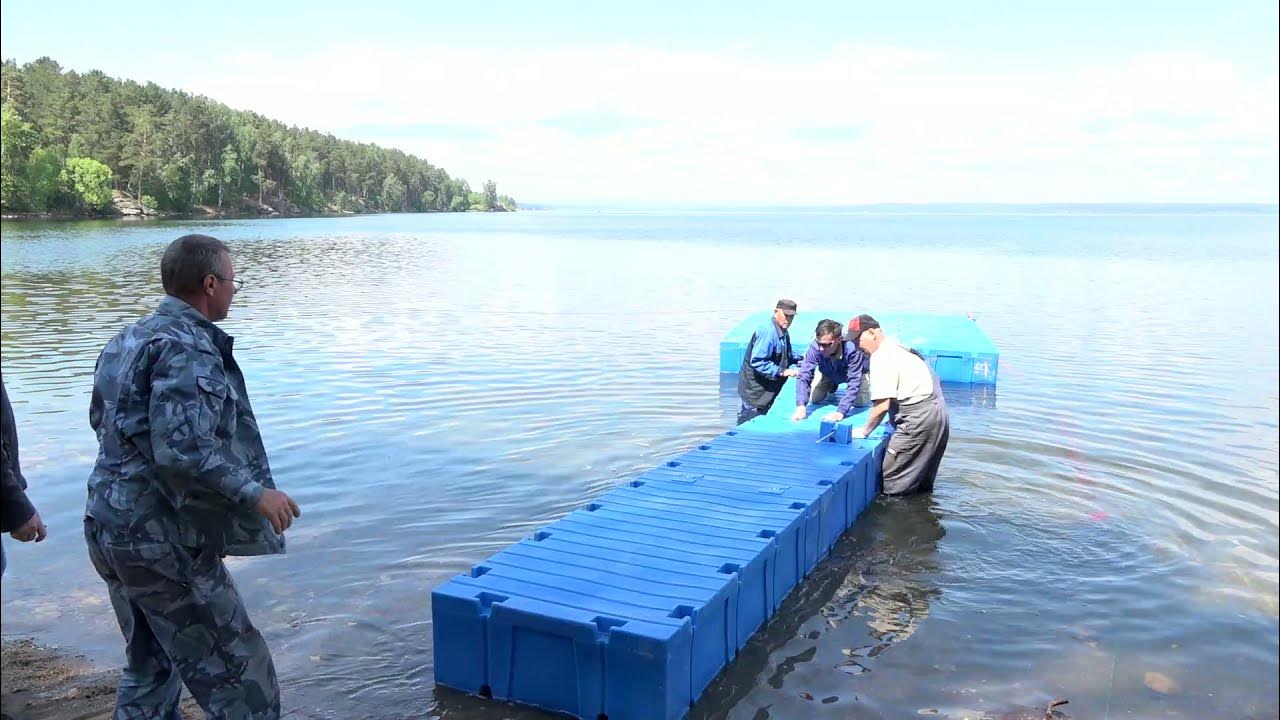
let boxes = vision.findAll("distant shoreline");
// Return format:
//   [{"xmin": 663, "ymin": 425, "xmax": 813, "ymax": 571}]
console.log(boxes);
[
  {"xmin": 407, "ymin": 203, "xmax": 1280, "ymax": 217},
  {"xmin": 0, "ymin": 207, "xmax": 514, "ymax": 222},
  {"xmin": 5, "ymin": 203, "xmax": 1273, "ymax": 222}
]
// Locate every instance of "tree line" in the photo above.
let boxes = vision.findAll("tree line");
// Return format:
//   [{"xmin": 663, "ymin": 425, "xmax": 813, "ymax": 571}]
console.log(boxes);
[{"xmin": 1, "ymin": 57, "xmax": 515, "ymax": 216}]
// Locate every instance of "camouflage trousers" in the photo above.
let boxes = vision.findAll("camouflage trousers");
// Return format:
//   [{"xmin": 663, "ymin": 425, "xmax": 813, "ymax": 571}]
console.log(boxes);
[{"xmin": 84, "ymin": 519, "xmax": 281, "ymax": 720}]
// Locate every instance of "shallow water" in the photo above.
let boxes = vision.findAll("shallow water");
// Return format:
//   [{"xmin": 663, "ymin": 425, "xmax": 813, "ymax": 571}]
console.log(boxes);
[{"xmin": 2, "ymin": 208, "xmax": 1277, "ymax": 719}]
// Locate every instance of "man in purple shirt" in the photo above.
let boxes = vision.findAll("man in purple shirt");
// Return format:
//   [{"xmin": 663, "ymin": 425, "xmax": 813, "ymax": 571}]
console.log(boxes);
[{"xmin": 791, "ymin": 318, "xmax": 869, "ymax": 423}]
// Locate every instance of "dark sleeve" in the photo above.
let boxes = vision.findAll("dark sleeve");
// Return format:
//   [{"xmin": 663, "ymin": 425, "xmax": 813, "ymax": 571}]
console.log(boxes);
[
  {"xmin": 836, "ymin": 346, "xmax": 867, "ymax": 416},
  {"xmin": 748, "ymin": 328, "xmax": 783, "ymax": 379},
  {"xmin": 1, "ymin": 376, "xmax": 36, "ymax": 532},
  {"xmin": 795, "ymin": 344, "xmax": 820, "ymax": 406}
]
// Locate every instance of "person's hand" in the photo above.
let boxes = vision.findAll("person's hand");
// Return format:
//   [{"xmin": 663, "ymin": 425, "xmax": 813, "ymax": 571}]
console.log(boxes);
[
  {"xmin": 791, "ymin": 406, "xmax": 808, "ymax": 421},
  {"xmin": 781, "ymin": 368, "xmax": 799, "ymax": 378},
  {"xmin": 256, "ymin": 489, "xmax": 301, "ymax": 533},
  {"xmin": 849, "ymin": 427, "xmax": 868, "ymax": 439},
  {"xmin": 822, "ymin": 411, "xmax": 845, "ymax": 423},
  {"xmin": 10, "ymin": 510, "xmax": 47, "ymax": 543}
]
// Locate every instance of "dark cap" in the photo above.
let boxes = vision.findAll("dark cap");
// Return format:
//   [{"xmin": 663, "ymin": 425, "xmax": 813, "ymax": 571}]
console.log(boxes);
[
  {"xmin": 845, "ymin": 313, "xmax": 880, "ymax": 340},
  {"xmin": 775, "ymin": 298, "xmax": 798, "ymax": 316}
]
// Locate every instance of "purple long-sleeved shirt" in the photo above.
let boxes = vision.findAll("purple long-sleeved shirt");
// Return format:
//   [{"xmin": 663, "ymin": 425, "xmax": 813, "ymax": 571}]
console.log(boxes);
[{"xmin": 795, "ymin": 340, "xmax": 868, "ymax": 416}]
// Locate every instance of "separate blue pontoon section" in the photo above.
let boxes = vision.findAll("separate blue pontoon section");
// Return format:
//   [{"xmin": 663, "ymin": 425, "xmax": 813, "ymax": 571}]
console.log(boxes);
[
  {"xmin": 719, "ymin": 311, "xmax": 1000, "ymax": 385},
  {"xmin": 432, "ymin": 404, "xmax": 890, "ymax": 720}
]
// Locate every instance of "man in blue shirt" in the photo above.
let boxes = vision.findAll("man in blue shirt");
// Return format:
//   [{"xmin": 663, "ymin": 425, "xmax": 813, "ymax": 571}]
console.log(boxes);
[
  {"xmin": 791, "ymin": 318, "xmax": 869, "ymax": 423},
  {"xmin": 736, "ymin": 299, "xmax": 803, "ymax": 424}
]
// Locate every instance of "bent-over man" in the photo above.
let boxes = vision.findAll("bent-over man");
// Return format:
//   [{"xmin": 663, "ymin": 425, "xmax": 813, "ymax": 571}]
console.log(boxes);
[
  {"xmin": 791, "ymin": 318, "xmax": 869, "ymax": 423},
  {"xmin": 847, "ymin": 314, "xmax": 950, "ymax": 495}
]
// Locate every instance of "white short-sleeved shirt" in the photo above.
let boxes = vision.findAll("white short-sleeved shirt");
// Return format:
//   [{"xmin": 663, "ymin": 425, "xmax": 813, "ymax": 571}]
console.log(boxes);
[{"xmin": 869, "ymin": 338, "xmax": 935, "ymax": 405}]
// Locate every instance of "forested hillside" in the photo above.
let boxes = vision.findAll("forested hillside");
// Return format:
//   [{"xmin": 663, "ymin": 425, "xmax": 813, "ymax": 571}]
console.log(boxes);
[{"xmin": 1, "ymin": 57, "xmax": 515, "ymax": 216}]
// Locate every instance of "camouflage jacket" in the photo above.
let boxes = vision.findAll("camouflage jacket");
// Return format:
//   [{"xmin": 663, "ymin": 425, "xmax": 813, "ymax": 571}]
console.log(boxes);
[{"xmin": 86, "ymin": 296, "xmax": 284, "ymax": 556}]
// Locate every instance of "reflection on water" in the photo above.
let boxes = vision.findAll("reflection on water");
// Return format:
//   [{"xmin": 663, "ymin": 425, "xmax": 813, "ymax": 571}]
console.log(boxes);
[
  {"xmin": 839, "ymin": 497, "xmax": 943, "ymax": 648},
  {"xmin": 1, "ymin": 210, "xmax": 1277, "ymax": 719},
  {"xmin": 690, "ymin": 496, "xmax": 945, "ymax": 720},
  {"xmin": 941, "ymin": 383, "xmax": 996, "ymax": 409}
]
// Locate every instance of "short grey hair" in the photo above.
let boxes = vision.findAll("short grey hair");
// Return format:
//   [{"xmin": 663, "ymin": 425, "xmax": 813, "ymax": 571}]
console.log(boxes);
[{"xmin": 161, "ymin": 234, "xmax": 230, "ymax": 296}]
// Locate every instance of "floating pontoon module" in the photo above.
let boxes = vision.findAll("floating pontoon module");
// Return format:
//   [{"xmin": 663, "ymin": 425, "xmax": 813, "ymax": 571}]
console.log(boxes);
[
  {"xmin": 720, "ymin": 311, "xmax": 999, "ymax": 385},
  {"xmin": 431, "ymin": 311, "xmax": 999, "ymax": 719}
]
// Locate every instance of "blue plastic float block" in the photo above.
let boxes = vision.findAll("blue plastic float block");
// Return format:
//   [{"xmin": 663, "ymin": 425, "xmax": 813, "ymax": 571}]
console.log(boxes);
[
  {"xmin": 652, "ymin": 457, "xmax": 843, "ymax": 571},
  {"xmin": 802, "ymin": 416, "xmax": 888, "ymax": 517},
  {"xmin": 817, "ymin": 417, "xmax": 892, "ymax": 446},
  {"xmin": 631, "ymin": 466, "xmax": 816, "ymax": 631},
  {"xmin": 660, "ymin": 439, "xmax": 869, "ymax": 571},
  {"xmin": 889, "ymin": 312, "xmax": 999, "ymax": 385},
  {"xmin": 541, "ymin": 505, "xmax": 742, "ymax": 695},
  {"xmin": 871, "ymin": 434, "xmax": 888, "ymax": 496},
  {"xmin": 707, "ymin": 416, "xmax": 890, "ymax": 556},
  {"xmin": 432, "ymin": 395, "xmax": 893, "ymax": 720},
  {"xmin": 593, "ymin": 479, "xmax": 799, "ymax": 650},
  {"xmin": 538, "ymin": 504, "xmax": 770, "ymax": 701},
  {"xmin": 486, "ymin": 526, "xmax": 739, "ymax": 700},
  {"xmin": 719, "ymin": 310, "xmax": 998, "ymax": 385},
  {"xmin": 432, "ymin": 579, "xmax": 692, "ymax": 720},
  {"xmin": 698, "ymin": 434, "xmax": 879, "ymax": 547}
]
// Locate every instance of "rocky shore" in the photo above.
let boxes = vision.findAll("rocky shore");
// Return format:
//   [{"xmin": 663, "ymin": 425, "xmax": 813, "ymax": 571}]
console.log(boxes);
[{"xmin": 0, "ymin": 639, "xmax": 200, "ymax": 720}]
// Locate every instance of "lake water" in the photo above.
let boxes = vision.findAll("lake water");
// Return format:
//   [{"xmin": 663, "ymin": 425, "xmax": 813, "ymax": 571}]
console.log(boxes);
[{"xmin": 1, "ymin": 208, "xmax": 1277, "ymax": 719}]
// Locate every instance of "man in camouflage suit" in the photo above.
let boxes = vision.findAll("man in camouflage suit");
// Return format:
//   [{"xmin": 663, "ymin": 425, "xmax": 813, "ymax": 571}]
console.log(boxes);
[{"xmin": 85, "ymin": 234, "xmax": 301, "ymax": 720}]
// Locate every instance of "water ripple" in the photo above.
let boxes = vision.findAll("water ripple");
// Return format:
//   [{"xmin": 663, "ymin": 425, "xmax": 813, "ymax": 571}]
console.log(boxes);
[{"xmin": 2, "ymin": 211, "xmax": 1276, "ymax": 719}]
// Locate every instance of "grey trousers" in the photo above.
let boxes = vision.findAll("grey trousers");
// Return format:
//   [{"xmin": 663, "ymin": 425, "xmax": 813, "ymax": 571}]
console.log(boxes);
[
  {"xmin": 85, "ymin": 519, "xmax": 281, "ymax": 720},
  {"xmin": 811, "ymin": 370, "xmax": 871, "ymax": 407},
  {"xmin": 882, "ymin": 381, "xmax": 950, "ymax": 496}
]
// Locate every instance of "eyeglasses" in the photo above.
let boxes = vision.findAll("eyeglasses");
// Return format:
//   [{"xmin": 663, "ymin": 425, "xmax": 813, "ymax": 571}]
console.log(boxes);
[
  {"xmin": 817, "ymin": 338, "xmax": 841, "ymax": 348},
  {"xmin": 211, "ymin": 275, "xmax": 244, "ymax": 292}
]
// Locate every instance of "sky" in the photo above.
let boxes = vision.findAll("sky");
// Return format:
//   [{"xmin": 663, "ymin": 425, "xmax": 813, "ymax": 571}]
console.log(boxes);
[{"xmin": 2, "ymin": 1, "xmax": 1277, "ymax": 206}]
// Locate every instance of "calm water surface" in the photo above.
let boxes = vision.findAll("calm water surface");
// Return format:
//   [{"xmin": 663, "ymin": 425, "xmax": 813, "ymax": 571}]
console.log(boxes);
[{"xmin": 1, "ymin": 209, "xmax": 1277, "ymax": 719}]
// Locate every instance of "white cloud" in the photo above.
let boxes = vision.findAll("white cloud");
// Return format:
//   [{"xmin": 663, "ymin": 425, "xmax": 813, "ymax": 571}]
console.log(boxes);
[{"xmin": 145, "ymin": 43, "xmax": 1277, "ymax": 204}]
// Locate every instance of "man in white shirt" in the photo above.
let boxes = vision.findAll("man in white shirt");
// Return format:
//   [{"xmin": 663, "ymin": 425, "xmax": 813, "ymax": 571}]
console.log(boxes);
[{"xmin": 846, "ymin": 314, "xmax": 951, "ymax": 495}]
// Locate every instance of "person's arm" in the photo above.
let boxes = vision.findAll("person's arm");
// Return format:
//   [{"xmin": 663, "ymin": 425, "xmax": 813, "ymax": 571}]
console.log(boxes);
[
  {"xmin": 2, "ymin": 474, "xmax": 44, "ymax": 542},
  {"xmin": 791, "ymin": 345, "xmax": 820, "ymax": 420},
  {"xmin": 145, "ymin": 341, "xmax": 266, "ymax": 510},
  {"xmin": 851, "ymin": 352, "xmax": 890, "ymax": 437},
  {"xmin": 851, "ymin": 398, "xmax": 892, "ymax": 439},
  {"xmin": 794, "ymin": 345, "xmax": 819, "ymax": 406},
  {"xmin": 2, "ymin": 378, "xmax": 43, "ymax": 541},
  {"xmin": 1, "ymin": 446, "xmax": 36, "ymax": 534},
  {"xmin": 1, "ymin": 461, "xmax": 44, "ymax": 541},
  {"xmin": 748, "ymin": 330, "xmax": 784, "ymax": 378},
  {"xmin": 835, "ymin": 347, "xmax": 866, "ymax": 417},
  {"xmin": 2, "ymin": 376, "xmax": 35, "ymax": 531}
]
